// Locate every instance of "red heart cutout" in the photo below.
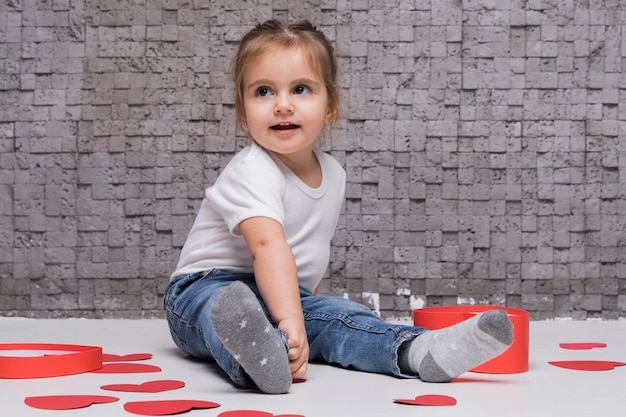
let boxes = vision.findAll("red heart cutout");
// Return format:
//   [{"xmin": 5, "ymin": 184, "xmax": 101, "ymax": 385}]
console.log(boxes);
[
  {"xmin": 292, "ymin": 378, "xmax": 307, "ymax": 384},
  {"xmin": 25, "ymin": 395, "xmax": 119, "ymax": 410},
  {"xmin": 559, "ymin": 342, "xmax": 607, "ymax": 350},
  {"xmin": 124, "ymin": 400, "xmax": 220, "ymax": 416},
  {"xmin": 101, "ymin": 380, "xmax": 185, "ymax": 393},
  {"xmin": 218, "ymin": 411, "xmax": 307, "ymax": 417},
  {"xmin": 103, "ymin": 353, "xmax": 153, "ymax": 362},
  {"xmin": 549, "ymin": 360, "xmax": 626, "ymax": 371},
  {"xmin": 394, "ymin": 394, "xmax": 457, "ymax": 406},
  {"xmin": 91, "ymin": 363, "xmax": 161, "ymax": 374}
]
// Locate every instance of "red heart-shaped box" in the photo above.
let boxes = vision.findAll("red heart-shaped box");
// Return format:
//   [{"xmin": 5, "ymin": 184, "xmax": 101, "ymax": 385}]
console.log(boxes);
[
  {"xmin": 414, "ymin": 306, "xmax": 529, "ymax": 374},
  {"xmin": 0, "ymin": 343, "xmax": 102, "ymax": 378}
]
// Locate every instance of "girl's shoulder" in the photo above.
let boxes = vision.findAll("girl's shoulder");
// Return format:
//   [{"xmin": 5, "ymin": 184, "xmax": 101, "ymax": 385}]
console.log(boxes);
[
  {"xmin": 231, "ymin": 142, "xmax": 273, "ymax": 163},
  {"xmin": 226, "ymin": 143, "xmax": 282, "ymax": 173},
  {"xmin": 314, "ymin": 148, "xmax": 346, "ymax": 177},
  {"xmin": 216, "ymin": 143, "xmax": 284, "ymax": 189}
]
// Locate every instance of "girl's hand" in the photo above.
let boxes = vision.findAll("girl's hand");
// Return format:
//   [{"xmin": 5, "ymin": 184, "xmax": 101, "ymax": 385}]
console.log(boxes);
[{"xmin": 278, "ymin": 318, "xmax": 309, "ymax": 379}]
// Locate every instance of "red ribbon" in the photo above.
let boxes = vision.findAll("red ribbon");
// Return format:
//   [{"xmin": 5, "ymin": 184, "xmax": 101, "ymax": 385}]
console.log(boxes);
[{"xmin": 0, "ymin": 343, "xmax": 103, "ymax": 378}]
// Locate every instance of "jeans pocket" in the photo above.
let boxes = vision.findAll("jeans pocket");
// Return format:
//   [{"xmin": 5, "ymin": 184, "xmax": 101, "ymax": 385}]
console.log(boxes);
[{"xmin": 164, "ymin": 271, "xmax": 212, "ymax": 311}]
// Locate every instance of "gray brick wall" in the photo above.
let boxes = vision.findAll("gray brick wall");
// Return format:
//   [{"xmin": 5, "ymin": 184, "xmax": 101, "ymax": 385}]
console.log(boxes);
[{"xmin": 1, "ymin": 0, "xmax": 625, "ymax": 320}]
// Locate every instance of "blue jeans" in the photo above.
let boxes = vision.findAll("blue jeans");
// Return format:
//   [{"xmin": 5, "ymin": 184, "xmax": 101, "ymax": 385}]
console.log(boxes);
[{"xmin": 164, "ymin": 269, "xmax": 426, "ymax": 389}]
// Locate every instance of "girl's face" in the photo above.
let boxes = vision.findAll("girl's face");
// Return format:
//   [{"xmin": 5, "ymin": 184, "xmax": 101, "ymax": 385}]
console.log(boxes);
[{"xmin": 241, "ymin": 47, "xmax": 333, "ymax": 167}]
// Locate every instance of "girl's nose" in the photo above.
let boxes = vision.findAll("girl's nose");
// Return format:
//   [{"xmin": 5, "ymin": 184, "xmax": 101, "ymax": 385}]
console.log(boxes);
[{"xmin": 274, "ymin": 93, "xmax": 294, "ymax": 114}]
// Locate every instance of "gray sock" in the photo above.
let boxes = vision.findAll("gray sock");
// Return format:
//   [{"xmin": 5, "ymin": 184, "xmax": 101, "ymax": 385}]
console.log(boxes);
[
  {"xmin": 401, "ymin": 309, "xmax": 514, "ymax": 382},
  {"xmin": 210, "ymin": 281, "xmax": 291, "ymax": 394}
]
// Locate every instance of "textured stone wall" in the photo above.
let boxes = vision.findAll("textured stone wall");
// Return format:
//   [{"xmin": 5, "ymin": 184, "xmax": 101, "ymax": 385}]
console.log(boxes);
[{"xmin": 1, "ymin": 0, "xmax": 625, "ymax": 319}]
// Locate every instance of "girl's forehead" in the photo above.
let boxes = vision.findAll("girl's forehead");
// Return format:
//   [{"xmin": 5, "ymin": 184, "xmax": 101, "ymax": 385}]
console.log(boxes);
[{"xmin": 245, "ymin": 46, "xmax": 323, "ymax": 79}]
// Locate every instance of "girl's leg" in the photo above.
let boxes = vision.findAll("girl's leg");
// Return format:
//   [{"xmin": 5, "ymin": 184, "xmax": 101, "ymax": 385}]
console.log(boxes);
[
  {"xmin": 302, "ymin": 290, "xmax": 513, "ymax": 382},
  {"xmin": 398, "ymin": 309, "xmax": 513, "ymax": 382},
  {"xmin": 210, "ymin": 280, "xmax": 292, "ymax": 394},
  {"xmin": 163, "ymin": 271, "xmax": 290, "ymax": 393},
  {"xmin": 301, "ymin": 290, "xmax": 425, "ymax": 378}
]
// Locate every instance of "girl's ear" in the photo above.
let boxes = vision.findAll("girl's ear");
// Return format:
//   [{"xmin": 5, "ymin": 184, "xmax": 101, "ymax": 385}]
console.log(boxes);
[{"xmin": 324, "ymin": 106, "xmax": 337, "ymax": 125}]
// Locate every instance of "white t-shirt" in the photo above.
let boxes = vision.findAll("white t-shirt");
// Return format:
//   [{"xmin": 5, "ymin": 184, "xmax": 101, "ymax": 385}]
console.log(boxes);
[{"xmin": 171, "ymin": 142, "xmax": 346, "ymax": 293}]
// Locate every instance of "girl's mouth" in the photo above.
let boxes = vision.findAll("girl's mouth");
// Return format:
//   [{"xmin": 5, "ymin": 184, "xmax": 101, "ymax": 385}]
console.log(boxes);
[{"xmin": 271, "ymin": 123, "xmax": 300, "ymax": 131}]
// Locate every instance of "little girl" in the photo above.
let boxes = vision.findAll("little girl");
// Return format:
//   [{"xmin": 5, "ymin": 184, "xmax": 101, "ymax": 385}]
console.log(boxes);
[{"xmin": 164, "ymin": 20, "xmax": 514, "ymax": 394}]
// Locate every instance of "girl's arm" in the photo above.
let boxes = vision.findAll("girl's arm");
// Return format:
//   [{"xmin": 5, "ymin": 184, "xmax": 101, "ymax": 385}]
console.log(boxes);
[{"xmin": 239, "ymin": 216, "xmax": 309, "ymax": 379}]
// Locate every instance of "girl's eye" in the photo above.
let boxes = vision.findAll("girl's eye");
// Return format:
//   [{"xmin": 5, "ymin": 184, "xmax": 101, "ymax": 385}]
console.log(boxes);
[
  {"xmin": 256, "ymin": 87, "xmax": 272, "ymax": 97},
  {"xmin": 293, "ymin": 85, "xmax": 311, "ymax": 95}
]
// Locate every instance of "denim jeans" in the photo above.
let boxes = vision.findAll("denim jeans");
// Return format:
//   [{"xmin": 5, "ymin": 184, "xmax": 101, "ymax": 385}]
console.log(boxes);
[{"xmin": 164, "ymin": 269, "xmax": 427, "ymax": 389}]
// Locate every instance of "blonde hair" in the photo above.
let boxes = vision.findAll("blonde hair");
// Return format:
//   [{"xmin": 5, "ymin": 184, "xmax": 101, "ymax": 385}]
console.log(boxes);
[{"xmin": 232, "ymin": 20, "xmax": 340, "ymax": 128}]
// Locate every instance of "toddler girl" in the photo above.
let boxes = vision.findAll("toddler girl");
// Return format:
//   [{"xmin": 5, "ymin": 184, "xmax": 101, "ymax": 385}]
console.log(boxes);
[{"xmin": 164, "ymin": 19, "xmax": 513, "ymax": 394}]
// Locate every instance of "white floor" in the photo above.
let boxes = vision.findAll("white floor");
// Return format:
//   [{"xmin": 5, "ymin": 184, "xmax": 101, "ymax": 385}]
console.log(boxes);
[{"xmin": 1, "ymin": 317, "xmax": 625, "ymax": 416}]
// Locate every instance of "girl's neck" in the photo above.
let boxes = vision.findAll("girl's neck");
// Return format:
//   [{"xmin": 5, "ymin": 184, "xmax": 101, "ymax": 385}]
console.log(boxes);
[{"xmin": 275, "ymin": 150, "xmax": 322, "ymax": 188}]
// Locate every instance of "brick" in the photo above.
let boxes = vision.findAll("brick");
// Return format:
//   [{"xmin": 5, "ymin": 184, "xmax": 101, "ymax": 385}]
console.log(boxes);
[{"xmin": 2, "ymin": 0, "xmax": 626, "ymax": 320}]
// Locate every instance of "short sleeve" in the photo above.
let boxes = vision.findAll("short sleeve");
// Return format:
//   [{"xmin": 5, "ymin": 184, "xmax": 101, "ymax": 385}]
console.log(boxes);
[{"xmin": 205, "ymin": 152, "xmax": 285, "ymax": 236}]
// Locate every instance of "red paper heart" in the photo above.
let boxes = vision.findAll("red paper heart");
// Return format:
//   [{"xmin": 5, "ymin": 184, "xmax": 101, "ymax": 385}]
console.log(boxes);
[
  {"xmin": 549, "ymin": 360, "xmax": 626, "ymax": 371},
  {"xmin": 91, "ymin": 363, "xmax": 161, "ymax": 374},
  {"xmin": 559, "ymin": 342, "xmax": 607, "ymax": 350},
  {"xmin": 292, "ymin": 378, "xmax": 307, "ymax": 384},
  {"xmin": 103, "ymin": 353, "xmax": 153, "ymax": 362},
  {"xmin": 218, "ymin": 412, "xmax": 304, "ymax": 417},
  {"xmin": 124, "ymin": 400, "xmax": 220, "ymax": 416},
  {"xmin": 394, "ymin": 394, "xmax": 457, "ymax": 406},
  {"xmin": 25, "ymin": 395, "xmax": 119, "ymax": 410},
  {"xmin": 101, "ymin": 380, "xmax": 185, "ymax": 393}
]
